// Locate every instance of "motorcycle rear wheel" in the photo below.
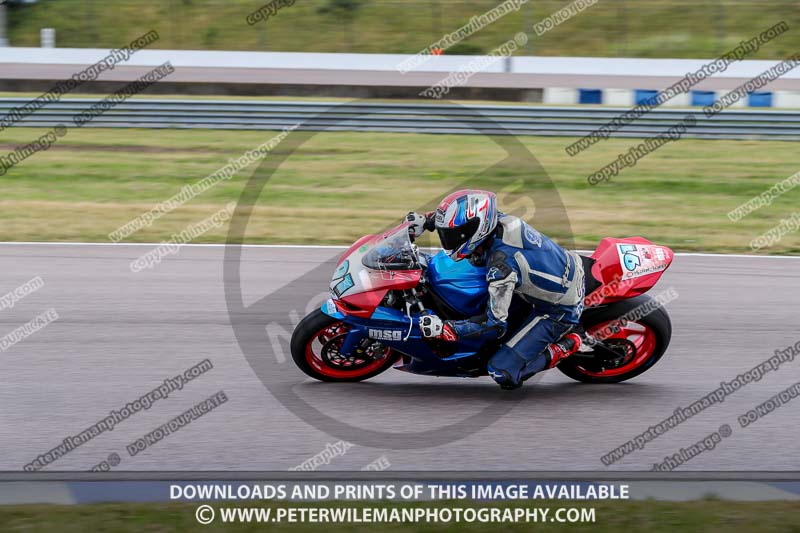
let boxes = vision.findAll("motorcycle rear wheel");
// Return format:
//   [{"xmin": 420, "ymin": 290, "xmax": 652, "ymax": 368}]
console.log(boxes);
[
  {"xmin": 557, "ymin": 294, "xmax": 672, "ymax": 383},
  {"xmin": 291, "ymin": 309, "xmax": 399, "ymax": 382}
]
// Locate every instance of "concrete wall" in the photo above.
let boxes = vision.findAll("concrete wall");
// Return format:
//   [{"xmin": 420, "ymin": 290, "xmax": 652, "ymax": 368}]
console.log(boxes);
[{"xmin": 1, "ymin": 48, "xmax": 799, "ymax": 105}]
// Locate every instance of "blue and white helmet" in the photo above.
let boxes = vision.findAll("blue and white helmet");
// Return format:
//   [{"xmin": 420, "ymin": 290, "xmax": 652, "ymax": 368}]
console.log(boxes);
[{"xmin": 434, "ymin": 189, "xmax": 498, "ymax": 260}]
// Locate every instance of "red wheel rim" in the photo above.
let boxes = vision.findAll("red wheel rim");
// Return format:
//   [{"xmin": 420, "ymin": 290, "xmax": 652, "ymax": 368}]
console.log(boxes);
[
  {"xmin": 575, "ymin": 320, "xmax": 658, "ymax": 377},
  {"xmin": 304, "ymin": 322, "xmax": 393, "ymax": 379}
]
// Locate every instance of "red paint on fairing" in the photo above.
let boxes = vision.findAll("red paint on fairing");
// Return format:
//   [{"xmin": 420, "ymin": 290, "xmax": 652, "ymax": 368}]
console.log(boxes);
[
  {"xmin": 338, "ymin": 269, "xmax": 422, "ymax": 317},
  {"xmin": 585, "ymin": 236, "xmax": 674, "ymax": 307},
  {"xmin": 338, "ymin": 290, "xmax": 388, "ymax": 318}
]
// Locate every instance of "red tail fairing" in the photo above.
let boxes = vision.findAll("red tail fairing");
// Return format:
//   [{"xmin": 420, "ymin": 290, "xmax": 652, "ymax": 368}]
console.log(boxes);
[{"xmin": 585, "ymin": 237, "xmax": 674, "ymax": 306}]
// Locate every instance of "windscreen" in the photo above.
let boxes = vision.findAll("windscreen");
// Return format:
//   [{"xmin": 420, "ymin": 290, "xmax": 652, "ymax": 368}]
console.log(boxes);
[{"xmin": 361, "ymin": 225, "xmax": 418, "ymax": 271}]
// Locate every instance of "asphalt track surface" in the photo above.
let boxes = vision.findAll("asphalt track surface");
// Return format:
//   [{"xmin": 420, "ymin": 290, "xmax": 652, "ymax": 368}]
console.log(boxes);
[{"xmin": 1, "ymin": 243, "xmax": 798, "ymax": 473}]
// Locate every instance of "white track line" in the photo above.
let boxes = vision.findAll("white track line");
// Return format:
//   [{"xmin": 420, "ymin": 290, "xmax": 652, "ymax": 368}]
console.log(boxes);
[
  {"xmin": 0, "ymin": 241, "xmax": 798, "ymax": 259},
  {"xmin": 0, "ymin": 241, "xmax": 347, "ymax": 249}
]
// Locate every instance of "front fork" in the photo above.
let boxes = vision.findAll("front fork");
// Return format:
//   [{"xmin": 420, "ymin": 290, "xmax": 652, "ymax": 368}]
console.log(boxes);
[{"xmin": 319, "ymin": 299, "xmax": 366, "ymax": 356}]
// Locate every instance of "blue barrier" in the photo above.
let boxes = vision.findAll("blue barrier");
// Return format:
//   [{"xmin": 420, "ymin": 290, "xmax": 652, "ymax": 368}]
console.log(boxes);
[
  {"xmin": 748, "ymin": 92, "xmax": 773, "ymax": 107},
  {"xmin": 635, "ymin": 89, "xmax": 659, "ymax": 106},
  {"xmin": 578, "ymin": 89, "xmax": 603, "ymax": 104},
  {"xmin": 691, "ymin": 90, "xmax": 716, "ymax": 107}
]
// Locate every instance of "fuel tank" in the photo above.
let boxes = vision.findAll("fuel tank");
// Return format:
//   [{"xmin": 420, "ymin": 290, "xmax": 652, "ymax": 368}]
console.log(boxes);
[{"xmin": 426, "ymin": 251, "xmax": 488, "ymax": 318}]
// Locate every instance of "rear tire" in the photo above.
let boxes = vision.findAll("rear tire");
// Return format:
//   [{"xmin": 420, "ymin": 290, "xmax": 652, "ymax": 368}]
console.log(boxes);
[
  {"xmin": 291, "ymin": 309, "xmax": 398, "ymax": 382},
  {"xmin": 558, "ymin": 294, "xmax": 672, "ymax": 383}
]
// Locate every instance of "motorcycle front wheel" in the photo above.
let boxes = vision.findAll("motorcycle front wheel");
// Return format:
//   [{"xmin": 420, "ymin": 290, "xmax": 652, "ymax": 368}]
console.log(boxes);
[{"xmin": 290, "ymin": 309, "xmax": 399, "ymax": 382}]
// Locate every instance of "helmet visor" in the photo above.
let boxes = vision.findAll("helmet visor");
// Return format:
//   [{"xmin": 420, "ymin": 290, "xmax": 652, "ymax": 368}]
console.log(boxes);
[{"xmin": 437, "ymin": 217, "xmax": 480, "ymax": 253}]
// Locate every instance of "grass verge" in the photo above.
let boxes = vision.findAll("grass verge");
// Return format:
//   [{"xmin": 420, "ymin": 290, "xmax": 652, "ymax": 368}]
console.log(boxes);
[
  {"xmin": 0, "ymin": 500, "xmax": 799, "ymax": 532},
  {"xmin": 0, "ymin": 125, "xmax": 798, "ymax": 253},
  {"xmin": 6, "ymin": 0, "xmax": 800, "ymax": 59}
]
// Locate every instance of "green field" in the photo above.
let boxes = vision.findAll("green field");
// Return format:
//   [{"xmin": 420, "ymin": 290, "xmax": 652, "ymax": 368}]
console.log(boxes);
[
  {"xmin": 0, "ymin": 123, "xmax": 798, "ymax": 254},
  {"xmin": 5, "ymin": 0, "xmax": 800, "ymax": 59},
  {"xmin": 1, "ymin": 500, "xmax": 799, "ymax": 532}
]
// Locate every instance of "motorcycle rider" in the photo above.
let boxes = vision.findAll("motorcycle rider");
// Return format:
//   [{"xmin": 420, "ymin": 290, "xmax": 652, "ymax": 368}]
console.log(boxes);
[{"xmin": 406, "ymin": 189, "xmax": 585, "ymax": 390}]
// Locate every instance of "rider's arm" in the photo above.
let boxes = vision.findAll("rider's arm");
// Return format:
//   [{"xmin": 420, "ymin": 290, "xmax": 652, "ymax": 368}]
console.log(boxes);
[{"xmin": 447, "ymin": 250, "xmax": 520, "ymax": 341}]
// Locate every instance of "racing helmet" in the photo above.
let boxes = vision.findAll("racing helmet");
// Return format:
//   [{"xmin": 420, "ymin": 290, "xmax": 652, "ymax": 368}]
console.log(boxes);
[{"xmin": 434, "ymin": 189, "xmax": 498, "ymax": 261}]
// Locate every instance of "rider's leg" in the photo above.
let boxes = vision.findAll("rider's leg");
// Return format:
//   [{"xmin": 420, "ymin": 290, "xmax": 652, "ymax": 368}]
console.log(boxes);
[{"xmin": 486, "ymin": 312, "xmax": 578, "ymax": 390}]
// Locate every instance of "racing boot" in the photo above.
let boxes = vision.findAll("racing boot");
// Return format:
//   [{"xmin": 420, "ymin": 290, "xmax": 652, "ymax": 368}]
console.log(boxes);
[{"xmin": 545, "ymin": 333, "xmax": 582, "ymax": 369}]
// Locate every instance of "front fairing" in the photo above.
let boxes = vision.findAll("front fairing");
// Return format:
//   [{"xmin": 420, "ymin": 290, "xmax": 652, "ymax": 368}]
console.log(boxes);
[
  {"xmin": 320, "ymin": 225, "xmax": 491, "ymax": 377},
  {"xmin": 329, "ymin": 223, "xmax": 422, "ymax": 316}
]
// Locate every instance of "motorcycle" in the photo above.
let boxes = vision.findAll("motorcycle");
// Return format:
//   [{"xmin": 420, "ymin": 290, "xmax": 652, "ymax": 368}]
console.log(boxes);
[{"xmin": 291, "ymin": 222, "xmax": 674, "ymax": 384}]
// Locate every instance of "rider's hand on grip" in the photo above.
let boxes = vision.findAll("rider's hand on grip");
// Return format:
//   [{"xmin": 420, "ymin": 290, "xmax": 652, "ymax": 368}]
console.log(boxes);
[
  {"xmin": 420, "ymin": 314, "xmax": 442, "ymax": 337},
  {"xmin": 420, "ymin": 314, "xmax": 457, "ymax": 342},
  {"xmin": 406, "ymin": 212, "xmax": 427, "ymax": 239}
]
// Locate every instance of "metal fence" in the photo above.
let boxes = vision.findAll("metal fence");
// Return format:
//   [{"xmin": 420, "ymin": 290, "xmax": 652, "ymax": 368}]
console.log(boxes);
[{"xmin": 3, "ymin": 98, "xmax": 800, "ymax": 140}]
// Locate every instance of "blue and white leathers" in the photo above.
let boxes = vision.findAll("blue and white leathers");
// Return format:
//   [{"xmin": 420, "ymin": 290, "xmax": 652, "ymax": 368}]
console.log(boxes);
[{"xmin": 446, "ymin": 214, "xmax": 586, "ymax": 387}]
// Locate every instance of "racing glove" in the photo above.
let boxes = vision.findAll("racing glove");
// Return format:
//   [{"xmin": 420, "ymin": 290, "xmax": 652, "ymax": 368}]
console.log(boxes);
[
  {"xmin": 406, "ymin": 211, "xmax": 436, "ymax": 239},
  {"xmin": 420, "ymin": 314, "xmax": 457, "ymax": 342}
]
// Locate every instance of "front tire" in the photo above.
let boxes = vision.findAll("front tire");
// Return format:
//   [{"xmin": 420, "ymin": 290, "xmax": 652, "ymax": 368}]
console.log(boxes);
[
  {"xmin": 558, "ymin": 294, "xmax": 672, "ymax": 383},
  {"xmin": 290, "ymin": 309, "xmax": 398, "ymax": 382}
]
